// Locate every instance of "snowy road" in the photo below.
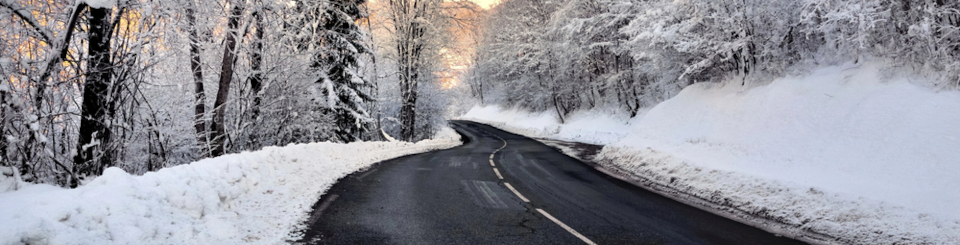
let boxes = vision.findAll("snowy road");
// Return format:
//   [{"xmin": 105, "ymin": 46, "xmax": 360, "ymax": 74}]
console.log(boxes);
[{"xmin": 296, "ymin": 121, "xmax": 805, "ymax": 244}]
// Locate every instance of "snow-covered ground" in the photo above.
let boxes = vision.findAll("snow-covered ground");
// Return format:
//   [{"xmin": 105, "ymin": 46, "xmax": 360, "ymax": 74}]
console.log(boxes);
[
  {"xmin": 461, "ymin": 106, "xmax": 637, "ymax": 145},
  {"xmin": 461, "ymin": 62, "xmax": 960, "ymax": 244},
  {"xmin": 0, "ymin": 128, "xmax": 461, "ymax": 245}
]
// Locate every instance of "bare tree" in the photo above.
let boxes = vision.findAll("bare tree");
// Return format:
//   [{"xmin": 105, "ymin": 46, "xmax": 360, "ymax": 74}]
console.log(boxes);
[
  {"xmin": 384, "ymin": 0, "xmax": 442, "ymax": 141},
  {"xmin": 184, "ymin": 0, "xmax": 209, "ymax": 157},
  {"xmin": 73, "ymin": 4, "xmax": 122, "ymax": 186},
  {"xmin": 210, "ymin": 1, "xmax": 244, "ymax": 157}
]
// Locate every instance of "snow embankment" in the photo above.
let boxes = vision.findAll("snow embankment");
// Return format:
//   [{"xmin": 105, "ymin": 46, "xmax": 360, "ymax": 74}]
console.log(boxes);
[
  {"xmin": 461, "ymin": 106, "xmax": 634, "ymax": 145},
  {"xmin": 460, "ymin": 63, "xmax": 960, "ymax": 244},
  {"xmin": 0, "ymin": 128, "xmax": 461, "ymax": 245}
]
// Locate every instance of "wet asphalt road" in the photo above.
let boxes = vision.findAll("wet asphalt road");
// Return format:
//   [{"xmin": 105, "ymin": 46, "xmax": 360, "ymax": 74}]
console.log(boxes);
[{"xmin": 297, "ymin": 121, "xmax": 806, "ymax": 244}]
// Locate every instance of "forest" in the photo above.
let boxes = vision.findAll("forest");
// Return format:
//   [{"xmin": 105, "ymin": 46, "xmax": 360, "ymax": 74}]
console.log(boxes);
[
  {"xmin": 0, "ymin": 0, "xmax": 481, "ymax": 187},
  {"xmin": 469, "ymin": 0, "xmax": 960, "ymax": 121},
  {"xmin": 2, "ymin": 0, "xmax": 958, "ymax": 188}
]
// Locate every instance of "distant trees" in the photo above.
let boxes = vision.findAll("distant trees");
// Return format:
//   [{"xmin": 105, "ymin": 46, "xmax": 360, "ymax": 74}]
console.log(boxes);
[{"xmin": 473, "ymin": 0, "xmax": 960, "ymax": 118}]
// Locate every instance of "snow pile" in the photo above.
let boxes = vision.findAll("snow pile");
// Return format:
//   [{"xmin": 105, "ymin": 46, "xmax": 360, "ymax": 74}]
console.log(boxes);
[
  {"xmin": 460, "ymin": 106, "xmax": 634, "ymax": 145},
  {"xmin": 0, "ymin": 130, "xmax": 461, "ymax": 244},
  {"xmin": 461, "ymin": 63, "xmax": 960, "ymax": 244}
]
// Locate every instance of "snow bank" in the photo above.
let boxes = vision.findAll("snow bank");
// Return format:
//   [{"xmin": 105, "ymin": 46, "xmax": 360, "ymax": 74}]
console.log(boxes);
[
  {"xmin": 0, "ymin": 130, "xmax": 461, "ymax": 244},
  {"xmin": 460, "ymin": 106, "xmax": 634, "ymax": 145},
  {"xmin": 461, "ymin": 63, "xmax": 960, "ymax": 244}
]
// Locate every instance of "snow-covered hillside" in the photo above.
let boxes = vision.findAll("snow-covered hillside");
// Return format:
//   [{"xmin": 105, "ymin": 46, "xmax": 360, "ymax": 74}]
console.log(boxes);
[
  {"xmin": 461, "ymin": 63, "xmax": 960, "ymax": 244},
  {"xmin": 0, "ymin": 128, "xmax": 461, "ymax": 245}
]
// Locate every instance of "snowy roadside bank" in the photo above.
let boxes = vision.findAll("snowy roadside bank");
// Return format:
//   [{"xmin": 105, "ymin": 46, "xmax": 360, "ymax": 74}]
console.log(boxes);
[
  {"xmin": 460, "ymin": 63, "xmax": 960, "ymax": 244},
  {"xmin": 0, "ymin": 128, "xmax": 461, "ymax": 245}
]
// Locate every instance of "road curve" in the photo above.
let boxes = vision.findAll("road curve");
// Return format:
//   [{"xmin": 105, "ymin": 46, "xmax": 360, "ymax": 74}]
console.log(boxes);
[{"xmin": 296, "ymin": 121, "xmax": 806, "ymax": 244}]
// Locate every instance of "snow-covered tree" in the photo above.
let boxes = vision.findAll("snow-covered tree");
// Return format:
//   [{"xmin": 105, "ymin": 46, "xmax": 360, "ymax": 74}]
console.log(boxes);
[
  {"xmin": 304, "ymin": 0, "xmax": 375, "ymax": 143},
  {"xmin": 473, "ymin": 0, "xmax": 959, "ymax": 119}
]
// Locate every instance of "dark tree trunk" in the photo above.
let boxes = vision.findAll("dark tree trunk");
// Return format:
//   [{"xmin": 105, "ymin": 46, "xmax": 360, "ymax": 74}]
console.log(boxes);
[
  {"xmin": 478, "ymin": 77, "xmax": 483, "ymax": 105},
  {"xmin": 185, "ymin": 1, "xmax": 208, "ymax": 157},
  {"xmin": 210, "ymin": 3, "xmax": 243, "ymax": 157},
  {"xmin": 250, "ymin": 9, "xmax": 264, "ymax": 121},
  {"xmin": 399, "ymin": 51, "xmax": 419, "ymax": 141},
  {"xmin": 399, "ymin": 77, "xmax": 418, "ymax": 141},
  {"xmin": 246, "ymin": 7, "xmax": 265, "ymax": 148},
  {"xmin": 397, "ymin": 15, "xmax": 422, "ymax": 142},
  {"xmin": 1, "ymin": 90, "xmax": 7, "ymax": 164},
  {"xmin": 73, "ymin": 6, "xmax": 114, "ymax": 187}
]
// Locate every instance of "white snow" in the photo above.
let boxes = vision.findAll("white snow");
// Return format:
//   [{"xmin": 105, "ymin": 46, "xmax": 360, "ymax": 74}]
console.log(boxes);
[
  {"xmin": 460, "ymin": 62, "xmax": 960, "ymax": 244},
  {"xmin": 0, "ymin": 129, "xmax": 461, "ymax": 244},
  {"xmin": 461, "ymin": 106, "xmax": 635, "ymax": 145}
]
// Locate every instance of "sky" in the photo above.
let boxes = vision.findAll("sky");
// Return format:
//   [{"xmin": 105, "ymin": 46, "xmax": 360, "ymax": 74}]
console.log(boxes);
[{"xmin": 468, "ymin": 0, "xmax": 499, "ymax": 9}]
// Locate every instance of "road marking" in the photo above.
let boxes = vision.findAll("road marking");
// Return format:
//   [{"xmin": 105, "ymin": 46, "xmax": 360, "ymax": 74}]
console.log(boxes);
[
  {"xmin": 488, "ymin": 132, "xmax": 508, "ymax": 164},
  {"xmin": 536, "ymin": 208, "xmax": 597, "ymax": 245},
  {"xmin": 478, "ymin": 125, "xmax": 594, "ymax": 245},
  {"xmin": 503, "ymin": 182, "xmax": 530, "ymax": 202}
]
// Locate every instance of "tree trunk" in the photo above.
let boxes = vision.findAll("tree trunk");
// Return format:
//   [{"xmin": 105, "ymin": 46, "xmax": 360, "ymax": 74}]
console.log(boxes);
[
  {"xmin": 247, "ymin": 7, "xmax": 264, "ymax": 147},
  {"xmin": 73, "ymin": 6, "xmax": 114, "ymax": 187},
  {"xmin": 185, "ymin": 0, "xmax": 208, "ymax": 157},
  {"xmin": 389, "ymin": 0, "xmax": 436, "ymax": 141},
  {"xmin": 478, "ymin": 76, "xmax": 484, "ymax": 105},
  {"xmin": 250, "ymin": 8, "xmax": 264, "ymax": 121},
  {"xmin": 1, "ymin": 89, "xmax": 7, "ymax": 164},
  {"xmin": 399, "ymin": 64, "xmax": 418, "ymax": 141},
  {"xmin": 210, "ymin": 3, "xmax": 243, "ymax": 157}
]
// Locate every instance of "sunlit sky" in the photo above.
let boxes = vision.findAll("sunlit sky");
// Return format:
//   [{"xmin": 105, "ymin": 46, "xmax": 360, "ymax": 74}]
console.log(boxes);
[
  {"xmin": 468, "ymin": 0, "xmax": 499, "ymax": 9},
  {"xmin": 365, "ymin": 0, "xmax": 498, "ymax": 89},
  {"xmin": 369, "ymin": 0, "xmax": 499, "ymax": 9}
]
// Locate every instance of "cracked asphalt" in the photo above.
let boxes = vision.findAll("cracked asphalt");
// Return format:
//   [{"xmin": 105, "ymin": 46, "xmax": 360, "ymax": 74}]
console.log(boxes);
[{"xmin": 297, "ymin": 121, "xmax": 806, "ymax": 244}]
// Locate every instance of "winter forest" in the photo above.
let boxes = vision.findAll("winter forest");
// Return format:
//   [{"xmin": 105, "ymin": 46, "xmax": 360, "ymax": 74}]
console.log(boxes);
[
  {"xmin": 2, "ymin": 0, "xmax": 959, "ymax": 191},
  {"xmin": 470, "ymin": 0, "xmax": 960, "ymax": 120},
  {"xmin": 0, "ymin": 0, "xmax": 482, "ymax": 187}
]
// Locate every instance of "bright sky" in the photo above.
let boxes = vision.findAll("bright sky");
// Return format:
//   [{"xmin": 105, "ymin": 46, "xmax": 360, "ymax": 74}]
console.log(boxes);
[
  {"xmin": 370, "ymin": 0, "xmax": 499, "ymax": 9},
  {"xmin": 468, "ymin": 0, "xmax": 499, "ymax": 9}
]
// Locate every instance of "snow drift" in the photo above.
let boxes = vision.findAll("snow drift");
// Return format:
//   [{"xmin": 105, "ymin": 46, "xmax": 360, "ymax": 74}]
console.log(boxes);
[
  {"xmin": 460, "ymin": 106, "xmax": 635, "ymax": 145},
  {"xmin": 461, "ymin": 62, "xmax": 960, "ymax": 244},
  {"xmin": 0, "ymin": 129, "xmax": 461, "ymax": 244}
]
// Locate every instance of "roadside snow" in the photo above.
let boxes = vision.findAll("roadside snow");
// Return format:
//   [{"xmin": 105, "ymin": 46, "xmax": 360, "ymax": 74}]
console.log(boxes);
[
  {"xmin": 0, "ymin": 128, "xmax": 461, "ymax": 244},
  {"xmin": 460, "ymin": 62, "xmax": 960, "ymax": 244},
  {"xmin": 461, "ymin": 106, "xmax": 635, "ymax": 145}
]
